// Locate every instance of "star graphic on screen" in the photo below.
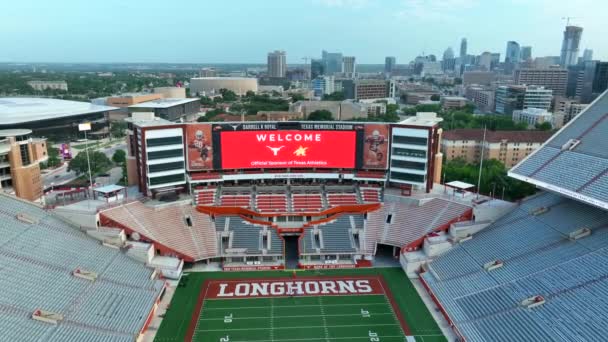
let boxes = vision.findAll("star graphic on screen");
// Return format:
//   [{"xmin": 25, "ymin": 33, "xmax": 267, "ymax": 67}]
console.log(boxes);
[{"xmin": 293, "ymin": 146, "xmax": 308, "ymax": 157}]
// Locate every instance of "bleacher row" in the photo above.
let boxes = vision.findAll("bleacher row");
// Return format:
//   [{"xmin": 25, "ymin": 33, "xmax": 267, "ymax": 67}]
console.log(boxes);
[
  {"xmin": 192, "ymin": 186, "xmax": 383, "ymax": 212},
  {"xmin": 215, "ymin": 216, "xmax": 283, "ymax": 255},
  {"xmin": 0, "ymin": 194, "xmax": 164, "ymax": 342},
  {"xmin": 299, "ymin": 215, "xmax": 362, "ymax": 254},
  {"xmin": 423, "ymin": 192, "xmax": 608, "ymax": 341}
]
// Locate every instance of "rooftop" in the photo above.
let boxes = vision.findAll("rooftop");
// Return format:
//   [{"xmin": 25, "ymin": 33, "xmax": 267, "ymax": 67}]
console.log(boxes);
[
  {"xmin": 128, "ymin": 98, "xmax": 199, "ymax": 109},
  {"xmin": 398, "ymin": 112, "xmax": 443, "ymax": 127},
  {"xmin": 0, "ymin": 98, "xmax": 118, "ymax": 125},
  {"xmin": 190, "ymin": 77, "xmax": 257, "ymax": 80},
  {"xmin": 443, "ymin": 129, "xmax": 554, "ymax": 143},
  {"xmin": 0, "ymin": 129, "xmax": 33, "ymax": 137}
]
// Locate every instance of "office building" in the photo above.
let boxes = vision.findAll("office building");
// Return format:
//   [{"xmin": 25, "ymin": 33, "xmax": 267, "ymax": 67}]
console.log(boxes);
[
  {"xmin": 582, "ymin": 49, "xmax": 593, "ymax": 62},
  {"xmin": 520, "ymin": 46, "xmax": 532, "ymax": 61},
  {"xmin": 129, "ymin": 98, "xmax": 200, "ymax": 122},
  {"xmin": 504, "ymin": 41, "xmax": 520, "ymax": 74},
  {"xmin": 310, "ymin": 59, "xmax": 325, "ymax": 79},
  {"xmin": 460, "ymin": 38, "xmax": 467, "ymax": 58},
  {"xmin": 312, "ymin": 76, "xmax": 335, "ymax": 97},
  {"xmin": 353, "ymin": 80, "xmax": 395, "ymax": 100},
  {"xmin": 441, "ymin": 96, "xmax": 468, "ymax": 110},
  {"xmin": 199, "ymin": 68, "xmax": 217, "ymax": 77},
  {"xmin": 106, "ymin": 93, "xmax": 164, "ymax": 108},
  {"xmin": 442, "ymin": 129, "xmax": 552, "ymax": 168},
  {"xmin": 267, "ymin": 50, "xmax": 287, "ymax": 78},
  {"xmin": 560, "ymin": 26, "xmax": 583, "ymax": 66},
  {"xmin": 342, "ymin": 56, "xmax": 356, "ymax": 77},
  {"xmin": 462, "ymin": 71, "xmax": 496, "ymax": 86},
  {"xmin": 27, "ymin": 80, "xmax": 68, "ymax": 92},
  {"xmin": 593, "ymin": 62, "xmax": 608, "ymax": 95},
  {"xmin": 478, "ymin": 52, "xmax": 493, "ymax": 71},
  {"xmin": 0, "ymin": 129, "xmax": 47, "ymax": 202},
  {"xmin": 495, "ymin": 85, "xmax": 552, "ymax": 115},
  {"xmin": 465, "ymin": 86, "xmax": 495, "ymax": 113},
  {"xmin": 514, "ymin": 67, "xmax": 568, "ymax": 96},
  {"xmin": 322, "ymin": 50, "xmax": 343, "ymax": 74},
  {"xmin": 385, "ymin": 56, "xmax": 396, "ymax": 74},
  {"xmin": 554, "ymin": 98, "xmax": 588, "ymax": 124},
  {"xmin": 534, "ymin": 56, "xmax": 561, "ymax": 69},
  {"xmin": 443, "ymin": 47, "xmax": 455, "ymax": 61},
  {"xmin": 189, "ymin": 77, "xmax": 258, "ymax": 96},
  {"xmin": 512, "ymin": 108, "xmax": 554, "ymax": 129},
  {"xmin": 490, "ymin": 53, "xmax": 501, "ymax": 70}
]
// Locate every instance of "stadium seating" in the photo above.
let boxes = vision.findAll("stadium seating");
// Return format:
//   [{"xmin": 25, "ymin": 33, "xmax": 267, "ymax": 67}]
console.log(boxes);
[
  {"xmin": 360, "ymin": 187, "xmax": 382, "ymax": 203},
  {"xmin": 255, "ymin": 193, "xmax": 288, "ymax": 212},
  {"xmin": 216, "ymin": 216, "xmax": 283, "ymax": 255},
  {"xmin": 326, "ymin": 191, "xmax": 359, "ymax": 207},
  {"xmin": 299, "ymin": 215, "xmax": 359, "ymax": 255},
  {"xmin": 291, "ymin": 193, "xmax": 324, "ymax": 212},
  {"xmin": 193, "ymin": 187, "xmax": 216, "ymax": 206},
  {"xmin": 0, "ymin": 194, "xmax": 164, "ymax": 341},
  {"xmin": 423, "ymin": 192, "xmax": 608, "ymax": 341}
]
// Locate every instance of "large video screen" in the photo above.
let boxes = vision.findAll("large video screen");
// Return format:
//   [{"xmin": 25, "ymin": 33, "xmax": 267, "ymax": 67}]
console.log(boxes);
[{"xmin": 220, "ymin": 130, "xmax": 356, "ymax": 169}]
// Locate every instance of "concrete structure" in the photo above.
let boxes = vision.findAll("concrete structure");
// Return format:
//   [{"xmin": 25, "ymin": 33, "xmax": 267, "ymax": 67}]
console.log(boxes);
[
  {"xmin": 462, "ymin": 71, "xmax": 496, "ymax": 86},
  {"xmin": 442, "ymin": 129, "xmax": 552, "ymax": 168},
  {"xmin": 353, "ymin": 80, "xmax": 395, "ymax": 100},
  {"xmin": 465, "ymin": 86, "xmax": 495, "ymax": 112},
  {"xmin": 288, "ymin": 100, "xmax": 384, "ymax": 120},
  {"xmin": 512, "ymin": 108, "xmax": 554, "ymax": 129},
  {"xmin": 106, "ymin": 93, "xmax": 163, "ymax": 108},
  {"xmin": 0, "ymin": 97, "xmax": 117, "ymax": 140},
  {"xmin": 560, "ymin": 26, "xmax": 583, "ymax": 66},
  {"xmin": 128, "ymin": 98, "xmax": 200, "ymax": 122},
  {"xmin": 189, "ymin": 77, "xmax": 258, "ymax": 96},
  {"xmin": 27, "ymin": 80, "xmax": 68, "ymax": 91},
  {"xmin": 441, "ymin": 96, "xmax": 468, "ymax": 110},
  {"xmin": 385, "ymin": 56, "xmax": 396, "ymax": 74},
  {"xmin": 154, "ymin": 87, "xmax": 186, "ymax": 99},
  {"xmin": 495, "ymin": 85, "xmax": 552, "ymax": 115},
  {"xmin": 514, "ymin": 67, "xmax": 568, "ymax": 96},
  {"xmin": 0, "ymin": 129, "xmax": 47, "ymax": 202},
  {"xmin": 554, "ymin": 98, "xmax": 588, "ymax": 124},
  {"xmin": 460, "ymin": 38, "xmax": 467, "ymax": 58},
  {"xmin": 267, "ymin": 50, "xmax": 287, "ymax": 78},
  {"xmin": 390, "ymin": 112, "xmax": 444, "ymax": 192},
  {"xmin": 342, "ymin": 56, "xmax": 356, "ymax": 77}
]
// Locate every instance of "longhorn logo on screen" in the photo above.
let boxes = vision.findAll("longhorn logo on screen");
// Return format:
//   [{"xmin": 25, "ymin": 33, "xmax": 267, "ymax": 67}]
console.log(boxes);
[{"xmin": 266, "ymin": 146, "xmax": 285, "ymax": 156}]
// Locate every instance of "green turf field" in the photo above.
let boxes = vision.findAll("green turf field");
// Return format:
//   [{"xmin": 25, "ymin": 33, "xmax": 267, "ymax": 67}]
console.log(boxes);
[{"xmin": 155, "ymin": 267, "xmax": 446, "ymax": 342}]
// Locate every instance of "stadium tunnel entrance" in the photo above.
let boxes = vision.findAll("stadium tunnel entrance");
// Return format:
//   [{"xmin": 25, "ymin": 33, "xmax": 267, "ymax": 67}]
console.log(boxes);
[
  {"xmin": 373, "ymin": 243, "xmax": 401, "ymax": 267},
  {"xmin": 282, "ymin": 235, "xmax": 300, "ymax": 269}
]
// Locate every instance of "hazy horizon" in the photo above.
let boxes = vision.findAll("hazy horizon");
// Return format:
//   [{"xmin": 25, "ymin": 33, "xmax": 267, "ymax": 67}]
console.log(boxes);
[{"xmin": 1, "ymin": 0, "xmax": 605, "ymax": 64}]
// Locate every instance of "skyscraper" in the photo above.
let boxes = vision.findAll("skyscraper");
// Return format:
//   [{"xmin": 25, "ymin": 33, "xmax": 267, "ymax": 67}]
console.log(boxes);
[
  {"xmin": 310, "ymin": 59, "xmax": 325, "ymax": 79},
  {"xmin": 342, "ymin": 56, "xmax": 356, "ymax": 77},
  {"xmin": 267, "ymin": 50, "xmax": 286, "ymax": 78},
  {"xmin": 505, "ymin": 41, "xmax": 521, "ymax": 63},
  {"xmin": 460, "ymin": 38, "xmax": 467, "ymax": 58},
  {"xmin": 478, "ymin": 52, "xmax": 492, "ymax": 71},
  {"xmin": 520, "ymin": 46, "xmax": 532, "ymax": 61},
  {"xmin": 385, "ymin": 56, "xmax": 396, "ymax": 74},
  {"xmin": 582, "ymin": 49, "xmax": 594, "ymax": 62},
  {"xmin": 322, "ymin": 50, "xmax": 343, "ymax": 74},
  {"xmin": 443, "ymin": 47, "xmax": 454, "ymax": 61},
  {"xmin": 560, "ymin": 26, "xmax": 583, "ymax": 66}
]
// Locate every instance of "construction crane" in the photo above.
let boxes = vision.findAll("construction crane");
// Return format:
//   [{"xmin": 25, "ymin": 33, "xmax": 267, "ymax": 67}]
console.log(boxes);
[{"xmin": 562, "ymin": 16, "xmax": 576, "ymax": 26}]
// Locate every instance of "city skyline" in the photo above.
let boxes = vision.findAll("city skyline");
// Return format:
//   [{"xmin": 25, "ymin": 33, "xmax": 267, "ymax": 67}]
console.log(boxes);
[{"xmin": 0, "ymin": 0, "xmax": 606, "ymax": 64}]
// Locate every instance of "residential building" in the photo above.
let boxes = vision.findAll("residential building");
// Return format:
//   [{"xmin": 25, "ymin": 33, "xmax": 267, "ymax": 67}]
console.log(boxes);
[
  {"xmin": 27, "ymin": 80, "xmax": 68, "ymax": 91},
  {"xmin": 520, "ymin": 46, "xmax": 532, "ymax": 61},
  {"xmin": 560, "ymin": 26, "xmax": 583, "ymax": 66},
  {"xmin": 462, "ymin": 71, "xmax": 496, "ymax": 86},
  {"xmin": 342, "ymin": 56, "xmax": 356, "ymax": 78},
  {"xmin": 512, "ymin": 108, "xmax": 555, "ymax": 129},
  {"xmin": 385, "ymin": 56, "xmax": 396, "ymax": 74},
  {"xmin": 460, "ymin": 38, "xmax": 467, "ymax": 58},
  {"xmin": 0, "ymin": 129, "xmax": 47, "ymax": 202},
  {"xmin": 582, "ymin": 49, "xmax": 593, "ymax": 62},
  {"xmin": 441, "ymin": 96, "xmax": 468, "ymax": 110},
  {"xmin": 465, "ymin": 86, "xmax": 495, "ymax": 112},
  {"xmin": 267, "ymin": 50, "xmax": 287, "ymax": 78},
  {"xmin": 189, "ymin": 77, "xmax": 258, "ymax": 96},
  {"xmin": 495, "ymin": 85, "xmax": 552, "ymax": 115},
  {"xmin": 442, "ymin": 129, "xmax": 553, "ymax": 168},
  {"xmin": 514, "ymin": 67, "xmax": 568, "ymax": 96},
  {"xmin": 554, "ymin": 98, "xmax": 588, "ymax": 124},
  {"xmin": 322, "ymin": 50, "xmax": 343, "ymax": 74}
]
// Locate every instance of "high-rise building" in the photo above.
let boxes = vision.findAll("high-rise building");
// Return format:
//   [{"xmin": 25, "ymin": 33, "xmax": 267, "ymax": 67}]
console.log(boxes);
[
  {"xmin": 385, "ymin": 56, "xmax": 396, "ymax": 74},
  {"xmin": 267, "ymin": 50, "xmax": 287, "ymax": 78},
  {"xmin": 582, "ymin": 49, "xmax": 593, "ymax": 62},
  {"xmin": 560, "ymin": 26, "xmax": 583, "ymax": 66},
  {"xmin": 478, "ymin": 52, "xmax": 493, "ymax": 71},
  {"xmin": 322, "ymin": 50, "xmax": 343, "ymax": 74},
  {"xmin": 310, "ymin": 59, "xmax": 325, "ymax": 79},
  {"xmin": 505, "ymin": 41, "xmax": 521, "ymax": 63},
  {"xmin": 460, "ymin": 38, "xmax": 467, "ymax": 58},
  {"xmin": 495, "ymin": 85, "xmax": 552, "ymax": 114},
  {"xmin": 443, "ymin": 47, "xmax": 455, "ymax": 61},
  {"xmin": 490, "ymin": 53, "xmax": 501, "ymax": 70},
  {"xmin": 514, "ymin": 67, "xmax": 568, "ymax": 97},
  {"xmin": 342, "ymin": 56, "xmax": 356, "ymax": 77},
  {"xmin": 593, "ymin": 62, "xmax": 608, "ymax": 95},
  {"xmin": 520, "ymin": 46, "xmax": 532, "ymax": 61}
]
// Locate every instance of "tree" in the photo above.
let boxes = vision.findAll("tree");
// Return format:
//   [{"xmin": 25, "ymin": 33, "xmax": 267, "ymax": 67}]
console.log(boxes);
[
  {"xmin": 290, "ymin": 93, "xmax": 305, "ymax": 102},
  {"xmin": 219, "ymin": 88, "xmax": 237, "ymax": 102},
  {"xmin": 68, "ymin": 150, "xmax": 112, "ymax": 180},
  {"xmin": 112, "ymin": 149, "xmax": 126, "ymax": 165},
  {"xmin": 110, "ymin": 122, "xmax": 127, "ymax": 139},
  {"xmin": 535, "ymin": 122, "xmax": 553, "ymax": 131},
  {"xmin": 46, "ymin": 147, "xmax": 61, "ymax": 168},
  {"xmin": 200, "ymin": 96, "xmax": 214, "ymax": 106},
  {"xmin": 322, "ymin": 91, "xmax": 345, "ymax": 101},
  {"xmin": 430, "ymin": 94, "xmax": 440, "ymax": 101},
  {"xmin": 307, "ymin": 110, "xmax": 334, "ymax": 121}
]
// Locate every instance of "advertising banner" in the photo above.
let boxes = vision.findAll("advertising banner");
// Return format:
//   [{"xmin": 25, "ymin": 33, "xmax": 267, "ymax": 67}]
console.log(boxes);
[
  {"xmin": 362, "ymin": 124, "xmax": 389, "ymax": 169},
  {"xmin": 186, "ymin": 124, "xmax": 214, "ymax": 170}
]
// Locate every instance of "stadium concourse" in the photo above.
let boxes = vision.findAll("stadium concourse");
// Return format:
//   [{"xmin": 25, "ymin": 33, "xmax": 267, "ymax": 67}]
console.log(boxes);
[
  {"xmin": 0, "ymin": 193, "xmax": 165, "ymax": 341},
  {"xmin": 416, "ymin": 90, "xmax": 608, "ymax": 341}
]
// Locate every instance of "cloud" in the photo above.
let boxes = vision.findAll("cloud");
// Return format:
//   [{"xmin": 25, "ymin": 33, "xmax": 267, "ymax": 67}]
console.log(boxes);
[
  {"xmin": 313, "ymin": 0, "xmax": 371, "ymax": 9},
  {"xmin": 395, "ymin": 0, "xmax": 478, "ymax": 22}
]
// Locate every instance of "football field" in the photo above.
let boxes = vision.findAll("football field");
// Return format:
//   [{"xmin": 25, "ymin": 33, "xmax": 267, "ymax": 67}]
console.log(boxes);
[{"xmin": 155, "ymin": 268, "xmax": 446, "ymax": 342}]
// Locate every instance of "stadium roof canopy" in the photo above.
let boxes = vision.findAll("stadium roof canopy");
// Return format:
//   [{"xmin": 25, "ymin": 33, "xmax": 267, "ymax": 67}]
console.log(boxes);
[
  {"xmin": 509, "ymin": 90, "xmax": 608, "ymax": 210},
  {"xmin": 0, "ymin": 97, "xmax": 118, "ymax": 125},
  {"xmin": 128, "ymin": 98, "xmax": 198, "ymax": 109}
]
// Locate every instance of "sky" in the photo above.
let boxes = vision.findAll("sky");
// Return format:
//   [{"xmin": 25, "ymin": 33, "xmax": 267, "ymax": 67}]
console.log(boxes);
[{"xmin": 0, "ymin": 0, "xmax": 606, "ymax": 64}]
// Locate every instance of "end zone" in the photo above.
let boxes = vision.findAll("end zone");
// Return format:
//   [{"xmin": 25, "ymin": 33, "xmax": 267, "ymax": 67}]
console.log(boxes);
[{"xmin": 186, "ymin": 275, "xmax": 412, "ymax": 341}]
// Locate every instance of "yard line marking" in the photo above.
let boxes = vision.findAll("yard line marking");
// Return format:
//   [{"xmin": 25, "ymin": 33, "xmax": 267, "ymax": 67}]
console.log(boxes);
[
  {"xmin": 195, "ymin": 323, "xmax": 400, "ymax": 332},
  {"xmin": 270, "ymin": 297, "xmax": 275, "ymax": 342},
  {"xmin": 202, "ymin": 302, "xmax": 388, "ymax": 310},
  {"xmin": 199, "ymin": 312, "xmax": 395, "ymax": 320},
  {"xmin": 377, "ymin": 278, "xmax": 406, "ymax": 337},
  {"xmin": 318, "ymin": 296, "xmax": 330, "ymax": 342}
]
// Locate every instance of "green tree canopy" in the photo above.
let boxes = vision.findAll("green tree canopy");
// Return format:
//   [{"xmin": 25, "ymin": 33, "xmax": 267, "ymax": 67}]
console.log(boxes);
[
  {"xmin": 112, "ymin": 149, "xmax": 126, "ymax": 165},
  {"xmin": 322, "ymin": 91, "xmax": 345, "ymax": 101},
  {"xmin": 307, "ymin": 110, "xmax": 334, "ymax": 121},
  {"xmin": 535, "ymin": 122, "xmax": 553, "ymax": 131},
  {"xmin": 200, "ymin": 96, "xmax": 214, "ymax": 106},
  {"xmin": 46, "ymin": 147, "xmax": 61, "ymax": 168},
  {"xmin": 430, "ymin": 94, "xmax": 440, "ymax": 101},
  {"xmin": 219, "ymin": 88, "xmax": 238, "ymax": 102},
  {"xmin": 110, "ymin": 121, "xmax": 127, "ymax": 139},
  {"xmin": 290, "ymin": 93, "xmax": 305, "ymax": 102},
  {"xmin": 68, "ymin": 150, "xmax": 112, "ymax": 180}
]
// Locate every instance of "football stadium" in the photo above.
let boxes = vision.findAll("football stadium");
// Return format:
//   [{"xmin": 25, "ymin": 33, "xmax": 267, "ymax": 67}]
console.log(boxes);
[{"xmin": 0, "ymin": 91, "xmax": 607, "ymax": 342}]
